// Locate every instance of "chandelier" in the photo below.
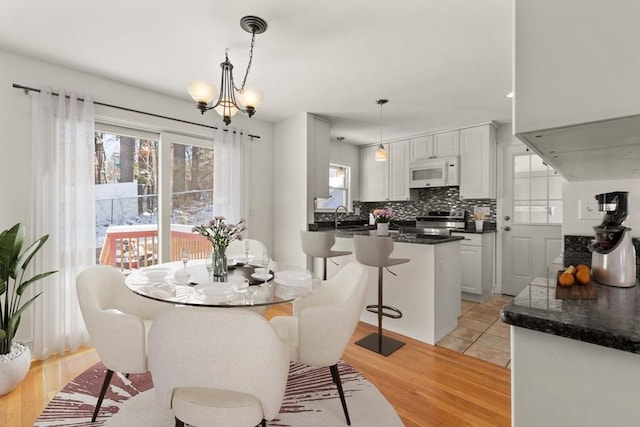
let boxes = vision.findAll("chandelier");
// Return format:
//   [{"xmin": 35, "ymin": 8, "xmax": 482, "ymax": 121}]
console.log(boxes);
[
  {"xmin": 375, "ymin": 99, "xmax": 389, "ymax": 161},
  {"xmin": 188, "ymin": 16, "xmax": 267, "ymax": 126}
]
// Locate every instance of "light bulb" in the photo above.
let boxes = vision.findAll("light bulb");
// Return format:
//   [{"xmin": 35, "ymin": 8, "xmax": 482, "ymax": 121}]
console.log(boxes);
[
  {"xmin": 337, "ymin": 167, "xmax": 346, "ymax": 178},
  {"xmin": 375, "ymin": 144, "xmax": 388, "ymax": 161},
  {"xmin": 237, "ymin": 87, "xmax": 263, "ymax": 109},
  {"xmin": 214, "ymin": 98, "xmax": 239, "ymax": 118},
  {"xmin": 188, "ymin": 81, "xmax": 217, "ymax": 104}
]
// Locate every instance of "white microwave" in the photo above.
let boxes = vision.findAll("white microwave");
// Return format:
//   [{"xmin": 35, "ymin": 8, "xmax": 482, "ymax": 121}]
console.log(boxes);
[{"xmin": 408, "ymin": 156, "xmax": 459, "ymax": 188}]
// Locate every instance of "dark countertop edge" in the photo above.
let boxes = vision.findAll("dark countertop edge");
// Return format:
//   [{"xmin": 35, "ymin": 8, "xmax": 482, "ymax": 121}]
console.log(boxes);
[
  {"xmin": 451, "ymin": 229, "xmax": 497, "ymax": 234},
  {"xmin": 500, "ymin": 303, "xmax": 640, "ymax": 355},
  {"xmin": 331, "ymin": 229, "xmax": 465, "ymax": 245}
]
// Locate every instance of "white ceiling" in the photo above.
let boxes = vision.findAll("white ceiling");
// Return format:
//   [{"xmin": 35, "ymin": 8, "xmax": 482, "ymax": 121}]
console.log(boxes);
[{"xmin": 0, "ymin": 0, "xmax": 513, "ymax": 145}]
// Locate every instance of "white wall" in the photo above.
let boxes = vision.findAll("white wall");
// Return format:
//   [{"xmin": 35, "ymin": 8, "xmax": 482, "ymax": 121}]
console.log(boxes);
[
  {"xmin": 0, "ymin": 48, "xmax": 275, "ymax": 250},
  {"xmin": 273, "ymin": 113, "xmax": 309, "ymax": 267},
  {"xmin": 514, "ymin": 0, "xmax": 640, "ymax": 133},
  {"xmin": 562, "ymin": 179, "xmax": 640, "ymax": 237}
]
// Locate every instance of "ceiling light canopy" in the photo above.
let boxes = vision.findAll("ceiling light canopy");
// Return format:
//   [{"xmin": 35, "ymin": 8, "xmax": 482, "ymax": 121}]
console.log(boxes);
[
  {"xmin": 188, "ymin": 15, "xmax": 267, "ymax": 126},
  {"xmin": 375, "ymin": 99, "xmax": 389, "ymax": 162}
]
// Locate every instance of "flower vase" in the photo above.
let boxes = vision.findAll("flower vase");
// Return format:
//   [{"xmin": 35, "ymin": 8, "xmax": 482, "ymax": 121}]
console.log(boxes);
[
  {"xmin": 377, "ymin": 222, "xmax": 389, "ymax": 236},
  {"xmin": 213, "ymin": 247, "xmax": 228, "ymax": 281}
]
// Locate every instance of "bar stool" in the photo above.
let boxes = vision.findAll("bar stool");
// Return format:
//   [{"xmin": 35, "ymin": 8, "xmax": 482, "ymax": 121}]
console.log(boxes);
[
  {"xmin": 300, "ymin": 231, "xmax": 352, "ymax": 280},
  {"xmin": 353, "ymin": 235, "xmax": 409, "ymax": 356}
]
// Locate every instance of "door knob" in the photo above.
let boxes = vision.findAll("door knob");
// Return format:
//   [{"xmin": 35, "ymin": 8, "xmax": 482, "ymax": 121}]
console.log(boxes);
[
  {"xmin": 504, "ymin": 215, "xmax": 510, "ymax": 221},
  {"xmin": 503, "ymin": 226, "xmax": 511, "ymax": 231}
]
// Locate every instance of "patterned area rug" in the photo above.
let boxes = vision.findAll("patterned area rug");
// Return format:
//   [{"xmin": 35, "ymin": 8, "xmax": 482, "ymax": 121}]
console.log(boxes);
[{"xmin": 35, "ymin": 360, "xmax": 403, "ymax": 427}]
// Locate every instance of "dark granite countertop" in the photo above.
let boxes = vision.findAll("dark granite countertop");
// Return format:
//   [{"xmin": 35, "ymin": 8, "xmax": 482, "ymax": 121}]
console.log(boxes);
[
  {"xmin": 500, "ymin": 254, "xmax": 640, "ymax": 354},
  {"xmin": 311, "ymin": 228, "xmax": 464, "ymax": 245}
]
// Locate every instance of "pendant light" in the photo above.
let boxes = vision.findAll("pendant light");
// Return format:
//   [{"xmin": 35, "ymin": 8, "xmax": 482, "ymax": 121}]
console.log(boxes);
[
  {"xmin": 188, "ymin": 16, "xmax": 267, "ymax": 126},
  {"xmin": 336, "ymin": 137, "xmax": 346, "ymax": 178},
  {"xmin": 375, "ymin": 99, "xmax": 388, "ymax": 161}
]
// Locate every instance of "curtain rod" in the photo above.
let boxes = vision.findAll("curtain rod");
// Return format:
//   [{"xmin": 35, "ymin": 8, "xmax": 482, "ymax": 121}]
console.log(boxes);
[{"xmin": 12, "ymin": 83, "xmax": 261, "ymax": 140}]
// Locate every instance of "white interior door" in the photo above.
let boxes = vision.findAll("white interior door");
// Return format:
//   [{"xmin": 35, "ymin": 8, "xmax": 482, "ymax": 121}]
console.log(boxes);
[{"xmin": 499, "ymin": 143, "xmax": 563, "ymax": 296}]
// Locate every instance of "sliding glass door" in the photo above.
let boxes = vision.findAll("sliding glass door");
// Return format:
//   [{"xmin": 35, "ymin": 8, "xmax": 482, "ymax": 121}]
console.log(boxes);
[{"xmin": 94, "ymin": 125, "xmax": 212, "ymax": 271}]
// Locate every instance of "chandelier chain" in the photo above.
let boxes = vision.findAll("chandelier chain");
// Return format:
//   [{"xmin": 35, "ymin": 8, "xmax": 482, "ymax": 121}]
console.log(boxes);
[{"xmin": 234, "ymin": 31, "xmax": 256, "ymax": 92}]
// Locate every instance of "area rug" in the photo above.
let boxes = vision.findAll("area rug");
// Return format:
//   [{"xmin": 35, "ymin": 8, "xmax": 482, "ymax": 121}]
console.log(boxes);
[{"xmin": 35, "ymin": 360, "xmax": 403, "ymax": 427}]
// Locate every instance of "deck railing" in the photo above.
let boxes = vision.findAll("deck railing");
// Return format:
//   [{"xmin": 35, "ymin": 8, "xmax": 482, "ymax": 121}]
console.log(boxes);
[{"xmin": 99, "ymin": 224, "xmax": 210, "ymax": 272}]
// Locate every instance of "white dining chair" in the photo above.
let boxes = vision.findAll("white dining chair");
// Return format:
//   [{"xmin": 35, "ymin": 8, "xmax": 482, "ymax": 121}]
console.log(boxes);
[
  {"xmin": 269, "ymin": 262, "xmax": 368, "ymax": 425},
  {"xmin": 148, "ymin": 307, "xmax": 290, "ymax": 427},
  {"xmin": 76, "ymin": 265, "xmax": 169, "ymax": 422}
]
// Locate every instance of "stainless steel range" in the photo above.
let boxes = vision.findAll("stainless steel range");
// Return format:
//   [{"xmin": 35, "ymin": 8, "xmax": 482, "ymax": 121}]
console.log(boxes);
[{"xmin": 415, "ymin": 211, "xmax": 467, "ymax": 236}]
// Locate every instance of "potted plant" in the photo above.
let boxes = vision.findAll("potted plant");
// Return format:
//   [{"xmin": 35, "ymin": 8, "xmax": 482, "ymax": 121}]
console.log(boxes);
[
  {"xmin": 372, "ymin": 208, "xmax": 395, "ymax": 236},
  {"xmin": 0, "ymin": 223, "xmax": 56, "ymax": 395}
]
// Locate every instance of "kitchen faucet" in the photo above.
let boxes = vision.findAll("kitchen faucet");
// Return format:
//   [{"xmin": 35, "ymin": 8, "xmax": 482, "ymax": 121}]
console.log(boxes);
[{"xmin": 334, "ymin": 205, "xmax": 348, "ymax": 228}]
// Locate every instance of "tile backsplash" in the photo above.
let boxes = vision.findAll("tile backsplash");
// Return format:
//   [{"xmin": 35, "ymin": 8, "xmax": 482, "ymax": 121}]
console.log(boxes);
[{"xmin": 315, "ymin": 186, "xmax": 496, "ymax": 228}]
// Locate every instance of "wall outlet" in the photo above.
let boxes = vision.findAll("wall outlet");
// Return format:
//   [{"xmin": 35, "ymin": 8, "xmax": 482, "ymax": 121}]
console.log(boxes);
[
  {"xmin": 579, "ymin": 198, "xmax": 604, "ymax": 220},
  {"xmin": 354, "ymin": 207, "xmax": 360, "ymax": 215}
]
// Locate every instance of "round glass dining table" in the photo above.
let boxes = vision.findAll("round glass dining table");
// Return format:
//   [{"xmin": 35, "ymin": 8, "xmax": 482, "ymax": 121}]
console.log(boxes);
[{"xmin": 124, "ymin": 259, "xmax": 318, "ymax": 308}]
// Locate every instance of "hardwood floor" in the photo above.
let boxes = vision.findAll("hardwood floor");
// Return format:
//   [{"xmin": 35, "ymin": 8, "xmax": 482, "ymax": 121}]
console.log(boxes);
[{"xmin": 0, "ymin": 304, "xmax": 511, "ymax": 427}]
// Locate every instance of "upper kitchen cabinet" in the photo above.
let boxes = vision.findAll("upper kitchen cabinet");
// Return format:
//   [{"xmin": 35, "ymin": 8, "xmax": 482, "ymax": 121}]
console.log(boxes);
[
  {"xmin": 388, "ymin": 139, "xmax": 411, "ymax": 201},
  {"xmin": 360, "ymin": 144, "xmax": 389, "ymax": 202},
  {"xmin": 513, "ymin": 0, "xmax": 640, "ymax": 181},
  {"xmin": 308, "ymin": 116, "xmax": 330, "ymax": 199},
  {"xmin": 409, "ymin": 131, "xmax": 459, "ymax": 161},
  {"xmin": 459, "ymin": 124, "xmax": 497, "ymax": 199},
  {"xmin": 360, "ymin": 141, "xmax": 410, "ymax": 202}
]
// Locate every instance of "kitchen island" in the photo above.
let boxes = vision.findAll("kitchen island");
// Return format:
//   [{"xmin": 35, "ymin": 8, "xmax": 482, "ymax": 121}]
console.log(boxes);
[
  {"xmin": 311, "ymin": 228, "xmax": 463, "ymax": 345},
  {"xmin": 501, "ymin": 254, "xmax": 640, "ymax": 427}
]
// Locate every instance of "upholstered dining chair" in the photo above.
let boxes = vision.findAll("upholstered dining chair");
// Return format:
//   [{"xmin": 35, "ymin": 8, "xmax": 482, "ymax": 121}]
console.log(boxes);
[
  {"xmin": 269, "ymin": 262, "xmax": 368, "ymax": 425},
  {"xmin": 300, "ymin": 230, "xmax": 352, "ymax": 280},
  {"xmin": 148, "ymin": 307, "xmax": 290, "ymax": 427},
  {"xmin": 76, "ymin": 265, "xmax": 169, "ymax": 422}
]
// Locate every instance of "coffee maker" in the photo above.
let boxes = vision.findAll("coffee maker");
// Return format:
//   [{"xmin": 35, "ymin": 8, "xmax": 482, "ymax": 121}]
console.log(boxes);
[{"xmin": 590, "ymin": 191, "xmax": 637, "ymax": 287}]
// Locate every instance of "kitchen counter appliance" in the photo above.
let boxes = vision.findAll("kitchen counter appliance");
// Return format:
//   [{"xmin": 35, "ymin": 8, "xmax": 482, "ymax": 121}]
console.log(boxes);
[
  {"xmin": 415, "ymin": 211, "xmax": 467, "ymax": 236},
  {"xmin": 590, "ymin": 191, "xmax": 636, "ymax": 287}
]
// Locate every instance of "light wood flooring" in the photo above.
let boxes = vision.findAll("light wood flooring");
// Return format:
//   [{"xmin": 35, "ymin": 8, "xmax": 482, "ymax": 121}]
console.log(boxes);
[{"xmin": 1, "ymin": 303, "xmax": 511, "ymax": 427}]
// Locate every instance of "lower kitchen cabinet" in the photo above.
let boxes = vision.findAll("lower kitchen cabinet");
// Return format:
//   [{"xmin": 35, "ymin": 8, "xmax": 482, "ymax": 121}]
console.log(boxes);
[{"xmin": 451, "ymin": 232, "xmax": 495, "ymax": 301}]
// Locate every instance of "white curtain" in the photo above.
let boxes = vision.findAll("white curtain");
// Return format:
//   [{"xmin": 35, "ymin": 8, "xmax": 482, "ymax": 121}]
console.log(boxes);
[
  {"xmin": 213, "ymin": 127, "xmax": 247, "ymax": 224},
  {"xmin": 30, "ymin": 88, "xmax": 95, "ymax": 360}
]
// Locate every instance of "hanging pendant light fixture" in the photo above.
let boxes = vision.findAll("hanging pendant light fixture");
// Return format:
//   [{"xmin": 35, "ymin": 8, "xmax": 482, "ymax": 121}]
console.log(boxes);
[
  {"xmin": 336, "ymin": 137, "xmax": 346, "ymax": 178},
  {"xmin": 188, "ymin": 16, "xmax": 267, "ymax": 126},
  {"xmin": 375, "ymin": 99, "xmax": 388, "ymax": 161}
]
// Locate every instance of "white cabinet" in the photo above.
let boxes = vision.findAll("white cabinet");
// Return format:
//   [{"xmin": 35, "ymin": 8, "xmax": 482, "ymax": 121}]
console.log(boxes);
[
  {"xmin": 514, "ymin": 1, "xmax": 640, "ymax": 134},
  {"xmin": 451, "ymin": 232, "xmax": 494, "ymax": 301},
  {"xmin": 433, "ymin": 130, "xmax": 460, "ymax": 157},
  {"xmin": 360, "ymin": 141, "xmax": 410, "ymax": 202},
  {"xmin": 388, "ymin": 140, "xmax": 410, "ymax": 201},
  {"xmin": 360, "ymin": 144, "xmax": 388, "ymax": 202},
  {"xmin": 410, "ymin": 135, "xmax": 433, "ymax": 161},
  {"xmin": 459, "ymin": 124, "xmax": 496, "ymax": 199},
  {"xmin": 410, "ymin": 131, "xmax": 459, "ymax": 162},
  {"xmin": 308, "ymin": 116, "xmax": 330, "ymax": 199}
]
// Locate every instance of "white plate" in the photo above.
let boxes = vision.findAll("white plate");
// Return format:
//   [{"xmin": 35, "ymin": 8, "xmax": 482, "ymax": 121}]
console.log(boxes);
[
  {"xmin": 251, "ymin": 273, "xmax": 273, "ymax": 281},
  {"xmin": 140, "ymin": 267, "xmax": 174, "ymax": 283},
  {"xmin": 227, "ymin": 276, "xmax": 249, "ymax": 289},
  {"xmin": 274, "ymin": 270, "xmax": 312, "ymax": 287},
  {"xmin": 193, "ymin": 283, "xmax": 236, "ymax": 302}
]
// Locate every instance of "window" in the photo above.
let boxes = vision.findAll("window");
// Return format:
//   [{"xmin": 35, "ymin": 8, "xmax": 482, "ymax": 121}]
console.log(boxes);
[
  {"xmin": 315, "ymin": 163, "xmax": 350, "ymax": 210},
  {"xmin": 513, "ymin": 153, "xmax": 563, "ymax": 224},
  {"xmin": 94, "ymin": 125, "xmax": 213, "ymax": 271}
]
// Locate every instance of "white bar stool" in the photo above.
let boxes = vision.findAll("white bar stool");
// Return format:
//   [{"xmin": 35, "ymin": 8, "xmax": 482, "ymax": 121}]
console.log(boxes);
[
  {"xmin": 353, "ymin": 235, "xmax": 409, "ymax": 356},
  {"xmin": 300, "ymin": 231, "xmax": 352, "ymax": 280}
]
